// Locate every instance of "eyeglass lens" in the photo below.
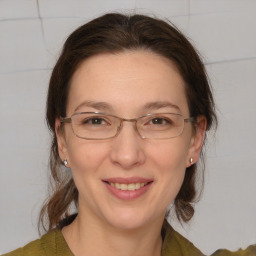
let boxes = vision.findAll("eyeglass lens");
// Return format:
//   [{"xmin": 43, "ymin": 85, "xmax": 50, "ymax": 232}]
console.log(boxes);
[{"xmin": 69, "ymin": 113, "xmax": 187, "ymax": 140}]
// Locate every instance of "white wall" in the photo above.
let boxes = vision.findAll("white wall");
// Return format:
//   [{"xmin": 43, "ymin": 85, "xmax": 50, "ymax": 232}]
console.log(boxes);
[{"xmin": 0, "ymin": 0, "xmax": 256, "ymax": 254}]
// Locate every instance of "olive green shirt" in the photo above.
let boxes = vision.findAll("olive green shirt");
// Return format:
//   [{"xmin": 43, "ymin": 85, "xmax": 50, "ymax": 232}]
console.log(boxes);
[{"xmin": 3, "ymin": 222, "xmax": 256, "ymax": 256}]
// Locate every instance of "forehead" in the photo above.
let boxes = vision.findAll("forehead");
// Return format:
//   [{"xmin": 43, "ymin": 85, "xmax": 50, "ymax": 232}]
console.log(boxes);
[{"xmin": 67, "ymin": 50, "xmax": 189, "ymax": 116}]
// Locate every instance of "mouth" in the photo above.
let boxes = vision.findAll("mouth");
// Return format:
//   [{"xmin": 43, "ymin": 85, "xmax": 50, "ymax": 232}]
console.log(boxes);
[
  {"xmin": 102, "ymin": 177, "xmax": 153, "ymax": 200},
  {"xmin": 103, "ymin": 181, "xmax": 152, "ymax": 191},
  {"xmin": 102, "ymin": 177, "xmax": 154, "ymax": 200}
]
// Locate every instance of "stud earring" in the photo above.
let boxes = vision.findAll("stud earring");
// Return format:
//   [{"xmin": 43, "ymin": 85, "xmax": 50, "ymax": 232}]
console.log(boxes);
[
  {"xmin": 63, "ymin": 160, "xmax": 68, "ymax": 167},
  {"xmin": 189, "ymin": 158, "xmax": 193, "ymax": 164}
]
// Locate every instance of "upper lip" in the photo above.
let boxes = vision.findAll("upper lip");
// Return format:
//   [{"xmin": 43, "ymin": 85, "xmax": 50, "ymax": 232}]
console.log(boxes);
[{"xmin": 103, "ymin": 177, "xmax": 153, "ymax": 184}]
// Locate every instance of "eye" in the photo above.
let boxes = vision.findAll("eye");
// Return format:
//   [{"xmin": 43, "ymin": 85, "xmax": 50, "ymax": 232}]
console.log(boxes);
[
  {"xmin": 81, "ymin": 116, "xmax": 110, "ymax": 126},
  {"xmin": 150, "ymin": 118, "xmax": 167, "ymax": 125},
  {"xmin": 147, "ymin": 117, "xmax": 173, "ymax": 126}
]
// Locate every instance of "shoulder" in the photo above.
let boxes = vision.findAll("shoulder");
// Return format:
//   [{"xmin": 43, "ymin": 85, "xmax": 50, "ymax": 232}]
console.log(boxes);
[
  {"xmin": 2, "ymin": 236, "xmax": 44, "ymax": 256},
  {"xmin": 162, "ymin": 220, "xmax": 205, "ymax": 256},
  {"xmin": 162, "ymin": 220, "xmax": 256, "ymax": 256},
  {"xmin": 2, "ymin": 229, "xmax": 72, "ymax": 256},
  {"xmin": 211, "ymin": 245, "xmax": 256, "ymax": 256}
]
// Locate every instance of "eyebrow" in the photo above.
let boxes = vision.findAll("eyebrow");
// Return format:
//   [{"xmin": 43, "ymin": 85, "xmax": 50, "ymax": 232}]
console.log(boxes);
[
  {"xmin": 74, "ymin": 100, "xmax": 180, "ymax": 113},
  {"xmin": 74, "ymin": 100, "xmax": 114, "ymax": 112},
  {"xmin": 142, "ymin": 101, "xmax": 181, "ymax": 112}
]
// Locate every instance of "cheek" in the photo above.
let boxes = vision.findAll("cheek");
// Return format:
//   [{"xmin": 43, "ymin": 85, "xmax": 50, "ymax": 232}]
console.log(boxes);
[
  {"xmin": 65, "ymin": 141, "xmax": 110, "ymax": 203},
  {"xmin": 149, "ymin": 139, "xmax": 189, "ymax": 171},
  {"xmin": 156, "ymin": 144, "xmax": 187, "ymax": 187},
  {"xmin": 66, "ymin": 139, "xmax": 109, "ymax": 173},
  {"xmin": 148, "ymin": 140, "xmax": 190, "ymax": 202}
]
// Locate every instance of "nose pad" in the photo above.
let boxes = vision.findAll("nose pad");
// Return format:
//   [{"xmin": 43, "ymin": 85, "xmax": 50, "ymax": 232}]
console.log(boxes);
[
  {"xmin": 115, "ymin": 124, "xmax": 122, "ymax": 137},
  {"xmin": 110, "ymin": 122, "xmax": 146, "ymax": 169},
  {"xmin": 133, "ymin": 121, "xmax": 142, "ymax": 138}
]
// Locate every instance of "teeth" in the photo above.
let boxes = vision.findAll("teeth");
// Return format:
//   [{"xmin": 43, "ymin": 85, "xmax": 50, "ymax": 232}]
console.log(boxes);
[
  {"xmin": 127, "ymin": 184, "xmax": 135, "ymax": 190},
  {"xmin": 109, "ymin": 182, "xmax": 148, "ymax": 191},
  {"xmin": 120, "ymin": 184, "xmax": 127, "ymax": 190},
  {"xmin": 135, "ymin": 183, "xmax": 141, "ymax": 189}
]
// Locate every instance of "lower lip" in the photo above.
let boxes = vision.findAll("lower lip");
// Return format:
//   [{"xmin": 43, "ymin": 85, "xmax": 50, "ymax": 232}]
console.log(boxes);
[{"xmin": 104, "ymin": 182, "xmax": 153, "ymax": 200}]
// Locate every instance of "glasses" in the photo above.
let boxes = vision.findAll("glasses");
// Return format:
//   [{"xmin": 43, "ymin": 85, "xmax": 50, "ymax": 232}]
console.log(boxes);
[{"xmin": 60, "ymin": 112, "xmax": 196, "ymax": 140}]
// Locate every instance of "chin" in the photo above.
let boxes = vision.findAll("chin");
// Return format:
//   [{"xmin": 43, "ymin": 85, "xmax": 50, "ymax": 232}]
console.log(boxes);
[
  {"xmin": 103, "ymin": 208, "xmax": 157, "ymax": 231},
  {"xmin": 109, "ymin": 219, "xmax": 146, "ymax": 231}
]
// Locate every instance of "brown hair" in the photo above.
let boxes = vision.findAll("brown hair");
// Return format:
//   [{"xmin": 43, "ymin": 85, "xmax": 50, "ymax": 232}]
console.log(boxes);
[{"xmin": 40, "ymin": 13, "xmax": 217, "ymax": 232}]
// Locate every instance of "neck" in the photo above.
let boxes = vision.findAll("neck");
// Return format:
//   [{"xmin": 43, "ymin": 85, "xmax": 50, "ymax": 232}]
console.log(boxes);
[{"xmin": 62, "ymin": 213, "xmax": 164, "ymax": 256}]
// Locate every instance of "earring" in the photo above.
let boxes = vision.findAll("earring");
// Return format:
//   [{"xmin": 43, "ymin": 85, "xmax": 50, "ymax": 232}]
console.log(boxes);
[
  {"xmin": 63, "ymin": 160, "xmax": 68, "ymax": 167},
  {"xmin": 189, "ymin": 158, "xmax": 193, "ymax": 164}
]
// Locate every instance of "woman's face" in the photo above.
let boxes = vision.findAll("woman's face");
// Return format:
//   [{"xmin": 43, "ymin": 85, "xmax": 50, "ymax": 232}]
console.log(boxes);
[{"xmin": 57, "ymin": 50, "xmax": 205, "ymax": 230}]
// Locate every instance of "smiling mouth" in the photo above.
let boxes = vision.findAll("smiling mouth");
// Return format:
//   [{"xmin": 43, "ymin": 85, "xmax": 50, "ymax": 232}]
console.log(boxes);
[{"xmin": 103, "ymin": 181, "xmax": 152, "ymax": 191}]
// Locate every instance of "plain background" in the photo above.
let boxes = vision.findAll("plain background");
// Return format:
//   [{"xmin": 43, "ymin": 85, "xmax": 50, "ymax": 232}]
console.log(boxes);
[{"xmin": 0, "ymin": 0, "xmax": 256, "ymax": 254}]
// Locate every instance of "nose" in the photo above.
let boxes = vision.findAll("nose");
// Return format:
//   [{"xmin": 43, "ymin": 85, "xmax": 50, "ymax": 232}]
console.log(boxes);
[{"xmin": 110, "ymin": 122, "xmax": 146, "ymax": 170}]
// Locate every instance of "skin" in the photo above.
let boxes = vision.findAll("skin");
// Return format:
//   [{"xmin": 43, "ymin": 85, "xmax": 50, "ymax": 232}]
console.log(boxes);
[{"xmin": 56, "ymin": 50, "xmax": 206, "ymax": 256}]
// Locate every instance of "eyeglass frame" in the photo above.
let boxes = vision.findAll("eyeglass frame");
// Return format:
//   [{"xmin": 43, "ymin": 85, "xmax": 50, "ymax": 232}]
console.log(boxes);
[{"xmin": 60, "ymin": 112, "xmax": 197, "ymax": 140}]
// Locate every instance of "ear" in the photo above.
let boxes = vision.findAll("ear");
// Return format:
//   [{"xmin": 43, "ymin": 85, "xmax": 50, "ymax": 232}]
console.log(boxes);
[
  {"xmin": 55, "ymin": 118, "xmax": 69, "ymax": 167},
  {"xmin": 186, "ymin": 116, "xmax": 207, "ymax": 167}
]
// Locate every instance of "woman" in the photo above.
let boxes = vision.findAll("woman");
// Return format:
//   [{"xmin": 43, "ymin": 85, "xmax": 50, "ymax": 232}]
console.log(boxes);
[{"xmin": 4, "ymin": 13, "xmax": 255, "ymax": 256}]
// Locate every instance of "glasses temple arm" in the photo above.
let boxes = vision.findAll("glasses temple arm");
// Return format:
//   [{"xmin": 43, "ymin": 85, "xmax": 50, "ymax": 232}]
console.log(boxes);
[
  {"xmin": 184, "ymin": 117, "xmax": 197, "ymax": 123},
  {"xmin": 60, "ymin": 117, "xmax": 72, "ymax": 123}
]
